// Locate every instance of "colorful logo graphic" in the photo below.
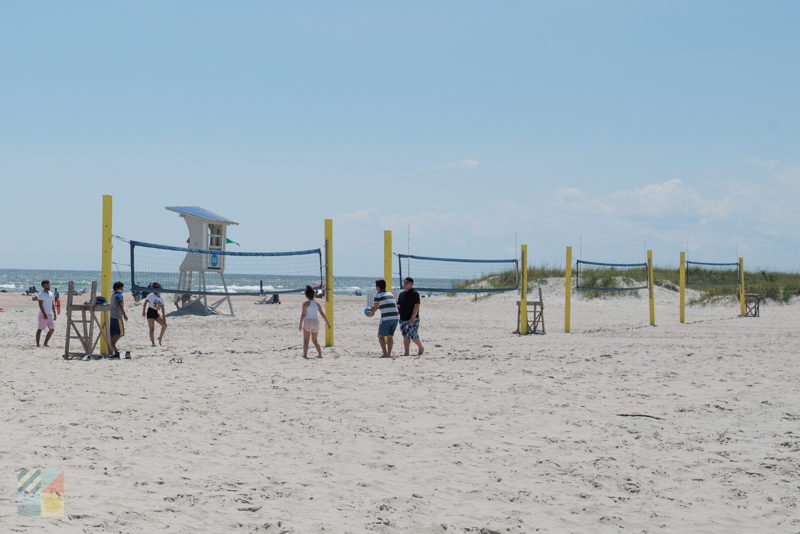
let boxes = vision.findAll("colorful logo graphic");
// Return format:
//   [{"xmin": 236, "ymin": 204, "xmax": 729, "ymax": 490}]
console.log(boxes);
[{"xmin": 17, "ymin": 469, "xmax": 64, "ymax": 516}]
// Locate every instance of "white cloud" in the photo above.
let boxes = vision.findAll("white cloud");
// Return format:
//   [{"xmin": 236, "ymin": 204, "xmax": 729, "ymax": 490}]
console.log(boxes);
[
  {"xmin": 338, "ymin": 207, "xmax": 378, "ymax": 222},
  {"xmin": 748, "ymin": 158, "xmax": 780, "ymax": 170},
  {"xmin": 555, "ymin": 187, "xmax": 616, "ymax": 215},
  {"xmin": 611, "ymin": 179, "xmax": 733, "ymax": 219},
  {"xmin": 557, "ymin": 179, "xmax": 733, "ymax": 221},
  {"xmin": 776, "ymin": 166, "xmax": 800, "ymax": 186},
  {"xmin": 332, "ymin": 163, "xmax": 800, "ymax": 273},
  {"xmin": 448, "ymin": 159, "xmax": 480, "ymax": 168}
]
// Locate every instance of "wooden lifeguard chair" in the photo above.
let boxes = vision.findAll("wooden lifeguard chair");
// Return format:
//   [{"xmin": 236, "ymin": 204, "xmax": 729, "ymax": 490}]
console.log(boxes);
[
  {"xmin": 166, "ymin": 206, "xmax": 239, "ymax": 316},
  {"xmin": 517, "ymin": 287, "xmax": 545, "ymax": 335},
  {"xmin": 63, "ymin": 281, "xmax": 112, "ymax": 360}
]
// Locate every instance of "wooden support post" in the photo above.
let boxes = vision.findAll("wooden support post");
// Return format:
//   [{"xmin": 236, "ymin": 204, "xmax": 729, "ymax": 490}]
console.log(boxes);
[
  {"xmin": 100, "ymin": 195, "xmax": 112, "ymax": 355},
  {"xmin": 679, "ymin": 251, "xmax": 686, "ymax": 324},
  {"xmin": 519, "ymin": 244, "xmax": 528, "ymax": 335},
  {"xmin": 325, "ymin": 219, "xmax": 334, "ymax": 347},
  {"xmin": 648, "ymin": 249, "xmax": 655, "ymax": 326},
  {"xmin": 384, "ymin": 230, "xmax": 392, "ymax": 291},
  {"xmin": 739, "ymin": 256, "xmax": 745, "ymax": 317},
  {"xmin": 565, "ymin": 246, "xmax": 572, "ymax": 333}
]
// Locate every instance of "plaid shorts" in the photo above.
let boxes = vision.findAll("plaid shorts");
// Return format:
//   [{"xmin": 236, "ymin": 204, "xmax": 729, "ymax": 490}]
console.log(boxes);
[{"xmin": 400, "ymin": 319, "xmax": 420, "ymax": 339}]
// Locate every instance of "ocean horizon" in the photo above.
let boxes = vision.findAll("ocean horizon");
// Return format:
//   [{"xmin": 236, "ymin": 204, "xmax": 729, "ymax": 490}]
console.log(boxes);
[
  {"xmin": 0, "ymin": 268, "xmax": 383, "ymax": 296},
  {"xmin": 0, "ymin": 268, "xmax": 466, "ymax": 296}
]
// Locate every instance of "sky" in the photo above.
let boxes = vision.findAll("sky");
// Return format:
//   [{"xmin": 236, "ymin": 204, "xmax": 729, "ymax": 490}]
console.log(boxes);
[{"xmin": 1, "ymin": 1, "xmax": 799, "ymax": 275}]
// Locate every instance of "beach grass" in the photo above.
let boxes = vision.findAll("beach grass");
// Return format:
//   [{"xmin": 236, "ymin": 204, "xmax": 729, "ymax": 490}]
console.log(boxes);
[{"xmin": 458, "ymin": 265, "xmax": 800, "ymax": 303}]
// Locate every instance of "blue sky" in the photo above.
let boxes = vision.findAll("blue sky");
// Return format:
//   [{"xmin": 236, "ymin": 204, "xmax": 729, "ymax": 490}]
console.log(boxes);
[{"xmin": 1, "ymin": 1, "xmax": 799, "ymax": 275}]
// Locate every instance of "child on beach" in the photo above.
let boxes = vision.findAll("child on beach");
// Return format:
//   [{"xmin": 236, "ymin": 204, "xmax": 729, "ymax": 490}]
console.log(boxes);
[
  {"xmin": 142, "ymin": 282, "xmax": 167, "ymax": 346},
  {"xmin": 109, "ymin": 281, "xmax": 129, "ymax": 358},
  {"xmin": 299, "ymin": 285, "xmax": 330, "ymax": 359}
]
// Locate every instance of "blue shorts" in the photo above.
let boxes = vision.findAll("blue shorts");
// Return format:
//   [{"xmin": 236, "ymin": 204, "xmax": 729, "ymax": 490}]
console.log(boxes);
[
  {"xmin": 378, "ymin": 320, "xmax": 398, "ymax": 337},
  {"xmin": 110, "ymin": 318, "xmax": 124, "ymax": 337},
  {"xmin": 400, "ymin": 319, "xmax": 420, "ymax": 339}
]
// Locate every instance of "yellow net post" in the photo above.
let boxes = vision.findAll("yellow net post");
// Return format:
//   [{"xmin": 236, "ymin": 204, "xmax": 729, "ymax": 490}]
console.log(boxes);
[
  {"xmin": 565, "ymin": 245, "xmax": 572, "ymax": 333},
  {"xmin": 739, "ymin": 256, "xmax": 745, "ymax": 317},
  {"xmin": 519, "ymin": 244, "xmax": 528, "ymax": 335},
  {"xmin": 325, "ymin": 218, "xmax": 334, "ymax": 347},
  {"xmin": 648, "ymin": 249, "xmax": 655, "ymax": 326},
  {"xmin": 384, "ymin": 230, "xmax": 392, "ymax": 291},
  {"xmin": 100, "ymin": 195, "xmax": 112, "ymax": 355},
  {"xmin": 679, "ymin": 251, "xmax": 686, "ymax": 324}
]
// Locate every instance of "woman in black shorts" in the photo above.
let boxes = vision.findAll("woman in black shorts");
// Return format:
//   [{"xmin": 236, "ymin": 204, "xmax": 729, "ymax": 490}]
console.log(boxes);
[{"xmin": 142, "ymin": 282, "xmax": 168, "ymax": 346}]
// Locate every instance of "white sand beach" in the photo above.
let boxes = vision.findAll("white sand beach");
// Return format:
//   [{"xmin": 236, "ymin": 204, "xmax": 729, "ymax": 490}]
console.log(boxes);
[{"xmin": 1, "ymin": 284, "xmax": 798, "ymax": 533}]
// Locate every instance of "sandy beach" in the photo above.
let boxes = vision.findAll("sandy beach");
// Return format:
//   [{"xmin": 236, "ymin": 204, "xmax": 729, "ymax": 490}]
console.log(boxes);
[{"xmin": 1, "ymin": 283, "xmax": 798, "ymax": 533}]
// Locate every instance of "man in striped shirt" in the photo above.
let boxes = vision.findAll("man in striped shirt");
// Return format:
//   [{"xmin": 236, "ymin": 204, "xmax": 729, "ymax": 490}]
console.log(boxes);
[{"xmin": 366, "ymin": 279, "xmax": 400, "ymax": 358}]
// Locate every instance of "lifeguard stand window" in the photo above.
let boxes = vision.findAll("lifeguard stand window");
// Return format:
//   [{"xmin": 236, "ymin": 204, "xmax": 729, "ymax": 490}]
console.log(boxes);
[
  {"xmin": 208, "ymin": 224, "xmax": 224, "ymax": 250},
  {"xmin": 207, "ymin": 223, "xmax": 225, "ymax": 270}
]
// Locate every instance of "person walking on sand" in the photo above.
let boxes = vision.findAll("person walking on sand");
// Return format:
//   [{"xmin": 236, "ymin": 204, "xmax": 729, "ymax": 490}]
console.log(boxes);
[
  {"xmin": 142, "ymin": 282, "xmax": 167, "ymax": 346},
  {"xmin": 109, "ymin": 281, "xmax": 129, "ymax": 358},
  {"xmin": 365, "ymin": 279, "xmax": 400, "ymax": 358},
  {"xmin": 398, "ymin": 277, "xmax": 424, "ymax": 356},
  {"xmin": 35, "ymin": 280, "xmax": 57, "ymax": 347},
  {"xmin": 299, "ymin": 285, "xmax": 331, "ymax": 359}
]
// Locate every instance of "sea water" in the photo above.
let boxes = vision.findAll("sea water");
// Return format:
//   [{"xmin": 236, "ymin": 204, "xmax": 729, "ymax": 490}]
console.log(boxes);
[{"xmin": 0, "ymin": 268, "xmax": 454, "ymax": 296}]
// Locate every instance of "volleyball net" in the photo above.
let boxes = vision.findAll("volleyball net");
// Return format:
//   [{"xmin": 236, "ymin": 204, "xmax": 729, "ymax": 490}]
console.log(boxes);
[
  {"xmin": 575, "ymin": 259, "xmax": 649, "ymax": 291},
  {"xmin": 396, "ymin": 253, "xmax": 519, "ymax": 293},
  {"xmin": 685, "ymin": 260, "xmax": 741, "ymax": 287},
  {"xmin": 129, "ymin": 240, "xmax": 323, "ymax": 296}
]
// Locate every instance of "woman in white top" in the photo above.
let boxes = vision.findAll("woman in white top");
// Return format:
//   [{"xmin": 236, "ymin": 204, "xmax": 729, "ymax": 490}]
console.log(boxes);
[
  {"xmin": 298, "ymin": 285, "xmax": 330, "ymax": 359},
  {"xmin": 142, "ymin": 282, "xmax": 168, "ymax": 346}
]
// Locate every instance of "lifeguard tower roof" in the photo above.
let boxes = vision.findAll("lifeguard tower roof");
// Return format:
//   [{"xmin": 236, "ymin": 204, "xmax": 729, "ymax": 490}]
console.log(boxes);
[{"xmin": 165, "ymin": 206, "xmax": 239, "ymax": 225}]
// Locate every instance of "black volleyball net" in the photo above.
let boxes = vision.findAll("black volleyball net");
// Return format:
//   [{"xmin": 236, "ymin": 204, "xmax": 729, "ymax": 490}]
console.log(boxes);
[
  {"xmin": 575, "ymin": 259, "xmax": 649, "ymax": 291},
  {"xmin": 685, "ymin": 260, "xmax": 741, "ymax": 287},
  {"xmin": 129, "ymin": 240, "xmax": 324, "ymax": 296},
  {"xmin": 396, "ymin": 253, "xmax": 519, "ymax": 293}
]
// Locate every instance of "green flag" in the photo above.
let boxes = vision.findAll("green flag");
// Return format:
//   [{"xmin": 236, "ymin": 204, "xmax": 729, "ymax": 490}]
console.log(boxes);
[{"xmin": 226, "ymin": 238, "xmax": 240, "ymax": 246}]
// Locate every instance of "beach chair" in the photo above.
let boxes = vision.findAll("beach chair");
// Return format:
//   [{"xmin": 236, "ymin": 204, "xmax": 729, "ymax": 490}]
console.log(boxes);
[
  {"xmin": 517, "ymin": 287, "xmax": 545, "ymax": 335},
  {"xmin": 744, "ymin": 292, "xmax": 761, "ymax": 317}
]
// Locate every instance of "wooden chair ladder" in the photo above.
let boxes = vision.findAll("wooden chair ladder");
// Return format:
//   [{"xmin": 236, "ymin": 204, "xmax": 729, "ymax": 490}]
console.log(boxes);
[
  {"xmin": 517, "ymin": 287, "xmax": 545, "ymax": 335},
  {"xmin": 63, "ymin": 281, "xmax": 112, "ymax": 360}
]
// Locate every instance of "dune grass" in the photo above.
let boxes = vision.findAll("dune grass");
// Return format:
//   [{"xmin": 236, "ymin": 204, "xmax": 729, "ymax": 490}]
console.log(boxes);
[{"xmin": 457, "ymin": 265, "xmax": 800, "ymax": 303}]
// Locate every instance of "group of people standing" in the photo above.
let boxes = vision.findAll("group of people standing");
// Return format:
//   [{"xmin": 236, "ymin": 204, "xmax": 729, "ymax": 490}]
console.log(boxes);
[
  {"xmin": 36, "ymin": 276, "xmax": 425, "ymax": 361},
  {"xmin": 34, "ymin": 279, "xmax": 169, "ymax": 358},
  {"xmin": 299, "ymin": 276, "xmax": 425, "ymax": 359},
  {"xmin": 366, "ymin": 277, "xmax": 425, "ymax": 358}
]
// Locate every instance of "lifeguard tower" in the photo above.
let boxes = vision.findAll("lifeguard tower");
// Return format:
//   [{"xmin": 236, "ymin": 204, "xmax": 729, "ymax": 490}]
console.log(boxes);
[{"xmin": 166, "ymin": 206, "xmax": 238, "ymax": 315}]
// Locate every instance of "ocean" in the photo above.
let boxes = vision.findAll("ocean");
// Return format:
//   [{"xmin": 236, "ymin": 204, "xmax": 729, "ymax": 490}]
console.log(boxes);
[
  {"xmin": 0, "ymin": 269, "xmax": 456, "ymax": 296},
  {"xmin": 0, "ymin": 268, "xmax": 376, "ymax": 296}
]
